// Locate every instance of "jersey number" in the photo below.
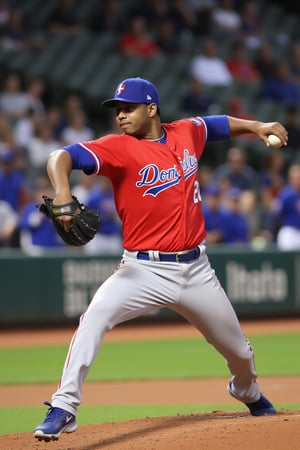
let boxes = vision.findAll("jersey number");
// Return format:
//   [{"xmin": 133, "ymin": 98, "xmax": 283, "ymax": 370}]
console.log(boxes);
[{"xmin": 193, "ymin": 180, "xmax": 202, "ymax": 204}]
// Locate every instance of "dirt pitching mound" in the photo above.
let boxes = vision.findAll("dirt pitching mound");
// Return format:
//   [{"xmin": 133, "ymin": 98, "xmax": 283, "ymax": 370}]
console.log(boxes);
[{"xmin": 1, "ymin": 410, "xmax": 300, "ymax": 450}]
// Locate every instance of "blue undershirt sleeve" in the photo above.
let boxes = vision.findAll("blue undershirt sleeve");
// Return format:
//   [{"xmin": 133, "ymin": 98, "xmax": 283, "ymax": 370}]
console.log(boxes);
[
  {"xmin": 201, "ymin": 115, "xmax": 230, "ymax": 141},
  {"xmin": 63, "ymin": 143, "xmax": 97, "ymax": 173}
]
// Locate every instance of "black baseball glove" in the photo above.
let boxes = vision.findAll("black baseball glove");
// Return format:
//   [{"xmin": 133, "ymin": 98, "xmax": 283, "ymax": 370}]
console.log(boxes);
[{"xmin": 38, "ymin": 195, "xmax": 101, "ymax": 246}]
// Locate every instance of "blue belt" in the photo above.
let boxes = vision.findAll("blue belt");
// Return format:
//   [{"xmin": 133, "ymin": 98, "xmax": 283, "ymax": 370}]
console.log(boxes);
[{"xmin": 137, "ymin": 246, "xmax": 201, "ymax": 263}]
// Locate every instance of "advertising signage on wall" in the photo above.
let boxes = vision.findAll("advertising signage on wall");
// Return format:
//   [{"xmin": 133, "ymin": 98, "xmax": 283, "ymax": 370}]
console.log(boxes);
[
  {"xmin": 226, "ymin": 261, "xmax": 288, "ymax": 304},
  {"xmin": 0, "ymin": 248, "xmax": 299, "ymax": 324}
]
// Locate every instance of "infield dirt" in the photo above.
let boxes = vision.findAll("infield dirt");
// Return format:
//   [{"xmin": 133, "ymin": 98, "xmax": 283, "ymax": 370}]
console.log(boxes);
[{"xmin": 0, "ymin": 318, "xmax": 299, "ymax": 450}]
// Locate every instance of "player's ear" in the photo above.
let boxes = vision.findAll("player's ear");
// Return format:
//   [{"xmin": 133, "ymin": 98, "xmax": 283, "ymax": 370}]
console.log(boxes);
[{"xmin": 148, "ymin": 103, "xmax": 158, "ymax": 117}]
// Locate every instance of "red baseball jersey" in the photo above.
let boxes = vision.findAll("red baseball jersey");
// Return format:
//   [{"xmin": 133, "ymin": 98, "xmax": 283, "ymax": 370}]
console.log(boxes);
[{"xmin": 80, "ymin": 118, "xmax": 207, "ymax": 251}]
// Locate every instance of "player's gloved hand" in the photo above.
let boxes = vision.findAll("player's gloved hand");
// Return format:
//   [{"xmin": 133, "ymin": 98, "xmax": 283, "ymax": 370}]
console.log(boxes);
[{"xmin": 38, "ymin": 195, "xmax": 101, "ymax": 246}]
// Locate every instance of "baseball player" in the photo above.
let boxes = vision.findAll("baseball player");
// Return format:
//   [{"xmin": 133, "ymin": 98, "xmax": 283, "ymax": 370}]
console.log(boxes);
[{"xmin": 34, "ymin": 77, "xmax": 288, "ymax": 442}]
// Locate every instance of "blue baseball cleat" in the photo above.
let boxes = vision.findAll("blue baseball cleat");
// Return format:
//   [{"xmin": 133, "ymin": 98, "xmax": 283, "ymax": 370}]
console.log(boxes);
[
  {"xmin": 33, "ymin": 401, "xmax": 78, "ymax": 442},
  {"xmin": 228, "ymin": 381, "xmax": 276, "ymax": 416}
]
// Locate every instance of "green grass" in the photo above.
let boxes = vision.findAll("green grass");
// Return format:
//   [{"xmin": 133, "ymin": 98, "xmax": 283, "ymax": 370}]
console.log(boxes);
[
  {"xmin": 0, "ymin": 404, "xmax": 234, "ymax": 435},
  {"xmin": 1, "ymin": 403, "xmax": 299, "ymax": 435},
  {"xmin": 0, "ymin": 334, "xmax": 299, "ymax": 384},
  {"xmin": 0, "ymin": 332, "xmax": 299, "ymax": 435}
]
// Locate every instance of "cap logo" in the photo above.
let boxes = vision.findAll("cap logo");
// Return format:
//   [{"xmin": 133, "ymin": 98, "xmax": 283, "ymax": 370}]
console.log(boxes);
[
  {"xmin": 117, "ymin": 83, "xmax": 126, "ymax": 96},
  {"xmin": 102, "ymin": 78, "xmax": 160, "ymax": 108}
]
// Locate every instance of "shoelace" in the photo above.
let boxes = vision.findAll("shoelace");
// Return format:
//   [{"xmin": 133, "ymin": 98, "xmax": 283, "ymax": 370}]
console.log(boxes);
[{"xmin": 43, "ymin": 401, "xmax": 65, "ymax": 421}]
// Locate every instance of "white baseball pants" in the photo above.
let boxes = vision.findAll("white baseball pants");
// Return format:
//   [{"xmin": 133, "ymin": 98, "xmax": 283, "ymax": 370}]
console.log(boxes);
[{"xmin": 51, "ymin": 246, "xmax": 260, "ymax": 415}]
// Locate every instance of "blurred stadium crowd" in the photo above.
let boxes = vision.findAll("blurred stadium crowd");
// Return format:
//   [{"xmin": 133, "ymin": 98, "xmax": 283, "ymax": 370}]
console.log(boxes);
[{"xmin": 1, "ymin": 0, "xmax": 300, "ymax": 254}]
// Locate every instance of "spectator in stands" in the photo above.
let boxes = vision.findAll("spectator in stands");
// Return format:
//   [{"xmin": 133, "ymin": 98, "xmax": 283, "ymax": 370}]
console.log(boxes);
[
  {"xmin": 0, "ymin": 8, "xmax": 44, "ymax": 51},
  {"xmin": 254, "ymin": 149, "xmax": 286, "ymax": 245},
  {"xmin": 198, "ymin": 164, "xmax": 214, "ymax": 193},
  {"xmin": 88, "ymin": 0, "xmax": 126, "ymax": 34},
  {"xmin": 130, "ymin": 0, "xmax": 170, "ymax": 29},
  {"xmin": 84, "ymin": 176, "xmax": 123, "ymax": 255},
  {"xmin": 60, "ymin": 110, "xmax": 95, "ymax": 146},
  {"xmin": 259, "ymin": 149, "xmax": 287, "ymax": 201},
  {"xmin": 180, "ymin": 76, "xmax": 220, "ymax": 116},
  {"xmin": 226, "ymin": 41, "xmax": 261, "ymax": 84},
  {"xmin": 239, "ymin": 0, "xmax": 263, "ymax": 49},
  {"xmin": 0, "ymin": 198, "xmax": 18, "ymax": 247},
  {"xmin": 226, "ymin": 96, "xmax": 255, "ymax": 121},
  {"xmin": 11, "ymin": 76, "xmax": 47, "ymax": 162},
  {"xmin": 211, "ymin": 0, "xmax": 242, "ymax": 40},
  {"xmin": 19, "ymin": 177, "xmax": 66, "ymax": 255},
  {"xmin": 254, "ymin": 192, "xmax": 278, "ymax": 247},
  {"xmin": 45, "ymin": 105, "xmax": 65, "ymax": 141},
  {"xmin": 225, "ymin": 97, "xmax": 257, "ymax": 143},
  {"xmin": 119, "ymin": 15, "xmax": 162, "ymax": 59},
  {"xmin": 287, "ymin": 43, "xmax": 300, "ymax": 84},
  {"xmin": 0, "ymin": 148, "xmax": 27, "ymax": 211},
  {"xmin": 259, "ymin": 61, "xmax": 300, "ymax": 105},
  {"xmin": 202, "ymin": 182, "xmax": 228, "ymax": 244},
  {"xmin": 253, "ymin": 40, "xmax": 276, "ymax": 81},
  {"xmin": 189, "ymin": 38, "xmax": 233, "ymax": 87},
  {"xmin": 222, "ymin": 187, "xmax": 250, "ymax": 244},
  {"xmin": 48, "ymin": 0, "xmax": 83, "ymax": 34},
  {"xmin": 46, "ymin": 94, "xmax": 84, "ymax": 141},
  {"xmin": 281, "ymin": 105, "xmax": 300, "ymax": 165},
  {"xmin": 184, "ymin": 0, "xmax": 216, "ymax": 36},
  {"xmin": 27, "ymin": 121, "xmax": 60, "ymax": 176},
  {"xmin": 63, "ymin": 93, "xmax": 84, "ymax": 116},
  {"xmin": 72, "ymin": 172, "xmax": 98, "ymax": 204},
  {"xmin": 214, "ymin": 146, "xmax": 259, "ymax": 192},
  {"xmin": 170, "ymin": 0, "xmax": 199, "ymax": 36},
  {"xmin": 155, "ymin": 18, "xmax": 181, "ymax": 56},
  {"xmin": 0, "ymin": 112, "xmax": 17, "ymax": 152},
  {"xmin": 13, "ymin": 107, "xmax": 40, "ymax": 153},
  {"xmin": 64, "ymin": 94, "xmax": 85, "ymax": 118},
  {"xmin": 0, "ymin": 0, "xmax": 13, "ymax": 35},
  {"xmin": 0, "ymin": 76, "xmax": 39, "ymax": 167},
  {"xmin": 0, "ymin": 72, "xmax": 28, "ymax": 123},
  {"xmin": 131, "ymin": 0, "xmax": 193, "ymax": 39},
  {"xmin": 24, "ymin": 77, "xmax": 46, "ymax": 117},
  {"xmin": 238, "ymin": 189, "xmax": 261, "ymax": 245},
  {"xmin": 275, "ymin": 164, "xmax": 300, "ymax": 250}
]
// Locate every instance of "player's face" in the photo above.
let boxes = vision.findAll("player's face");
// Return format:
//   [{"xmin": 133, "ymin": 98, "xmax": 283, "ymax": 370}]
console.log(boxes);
[{"xmin": 115, "ymin": 102, "xmax": 154, "ymax": 138}]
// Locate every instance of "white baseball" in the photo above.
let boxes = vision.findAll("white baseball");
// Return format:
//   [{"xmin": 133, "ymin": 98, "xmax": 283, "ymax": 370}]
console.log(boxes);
[{"xmin": 268, "ymin": 134, "xmax": 282, "ymax": 148}]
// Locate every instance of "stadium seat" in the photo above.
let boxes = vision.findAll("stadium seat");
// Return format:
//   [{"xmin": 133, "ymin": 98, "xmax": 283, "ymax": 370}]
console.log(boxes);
[
  {"xmin": 24, "ymin": 33, "xmax": 74, "ymax": 79},
  {"xmin": 0, "ymin": 0, "xmax": 298, "ymax": 141}
]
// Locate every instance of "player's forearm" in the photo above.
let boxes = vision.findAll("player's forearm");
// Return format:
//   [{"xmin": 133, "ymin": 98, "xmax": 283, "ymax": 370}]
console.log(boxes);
[
  {"xmin": 227, "ymin": 116, "xmax": 261, "ymax": 137},
  {"xmin": 227, "ymin": 115, "xmax": 288, "ymax": 146},
  {"xmin": 47, "ymin": 150, "xmax": 73, "ymax": 203}
]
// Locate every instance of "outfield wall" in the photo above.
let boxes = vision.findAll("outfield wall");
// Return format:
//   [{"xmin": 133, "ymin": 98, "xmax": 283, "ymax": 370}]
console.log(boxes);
[{"xmin": 1, "ymin": 247, "xmax": 299, "ymax": 325}]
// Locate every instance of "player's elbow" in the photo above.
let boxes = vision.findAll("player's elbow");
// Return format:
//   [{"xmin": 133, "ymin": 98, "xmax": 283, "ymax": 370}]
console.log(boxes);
[
  {"xmin": 47, "ymin": 149, "xmax": 72, "ymax": 174},
  {"xmin": 48, "ymin": 149, "xmax": 71, "ymax": 164}
]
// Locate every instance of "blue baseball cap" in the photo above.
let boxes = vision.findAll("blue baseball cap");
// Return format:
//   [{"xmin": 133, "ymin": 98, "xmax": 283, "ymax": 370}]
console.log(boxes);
[{"xmin": 101, "ymin": 77, "xmax": 160, "ymax": 108}]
